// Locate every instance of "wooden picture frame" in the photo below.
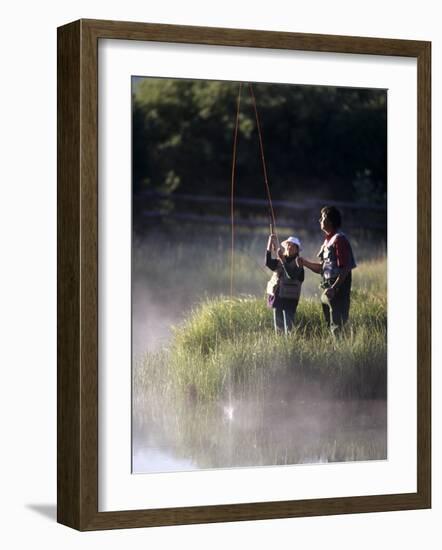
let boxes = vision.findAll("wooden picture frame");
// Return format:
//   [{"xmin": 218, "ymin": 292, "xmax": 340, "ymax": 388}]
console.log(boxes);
[{"xmin": 57, "ymin": 18, "xmax": 431, "ymax": 531}]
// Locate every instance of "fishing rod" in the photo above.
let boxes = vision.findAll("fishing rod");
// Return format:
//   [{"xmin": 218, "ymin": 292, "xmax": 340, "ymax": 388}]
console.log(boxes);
[
  {"xmin": 248, "ymin": 83, "xmax": 279, "ymax": 249},
  {"xmin": 230, "ymin": 82, "xmax": 280, "ymax": 297}
]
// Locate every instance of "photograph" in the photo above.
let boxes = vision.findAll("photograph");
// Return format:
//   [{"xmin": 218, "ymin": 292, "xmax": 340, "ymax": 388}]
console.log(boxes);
[{"xmin": 131, "ymin": 76, "xmax": 388, "ymax": 474}]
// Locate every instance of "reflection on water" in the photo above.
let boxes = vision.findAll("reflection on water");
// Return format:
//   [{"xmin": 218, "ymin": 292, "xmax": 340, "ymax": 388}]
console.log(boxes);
[{"xmin": 132, "ymin": 395, "xmax": 387, "ymax": 474}]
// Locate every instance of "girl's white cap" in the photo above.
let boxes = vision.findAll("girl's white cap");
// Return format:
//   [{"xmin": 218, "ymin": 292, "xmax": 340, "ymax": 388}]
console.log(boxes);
[{"xmin": 282, "ymin": 236, "xmax": 302, "ymax": 251}]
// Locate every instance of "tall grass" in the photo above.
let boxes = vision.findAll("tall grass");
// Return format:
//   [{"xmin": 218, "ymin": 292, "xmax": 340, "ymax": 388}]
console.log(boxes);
[
  {"xmin": 135, "ymin": 286, "xmax": 387, "ymax": 405},
  {"xmin": 172, "ymin": 291, "xmax": 386, "ymax": 356},
  {"xmin": 133, "ymin": 228, "xmax": 387, "ymax": 400}
]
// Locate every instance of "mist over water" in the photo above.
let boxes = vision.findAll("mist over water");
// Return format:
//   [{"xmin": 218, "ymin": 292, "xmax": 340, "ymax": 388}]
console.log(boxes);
[
  {"xmin": 133, "ymin": 386, "xmax": 387, "ymax": 473},
  {"xmin": 132, "ymin": 284, "xmax": 178, "ymax": 356},
  {"xmin": 132, "ymin": 227, "xmax": 387, "ymax": 472},
  {"xmin": 131, "ymin": 230, "xmax": 269, "ymax": 357}
]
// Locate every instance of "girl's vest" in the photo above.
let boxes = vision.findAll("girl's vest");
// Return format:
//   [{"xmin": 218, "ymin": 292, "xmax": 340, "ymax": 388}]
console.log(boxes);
[
  {"xmin": 318, "ymin": 232, "xmax": 356, "ymax": 281},
  {"xmin": 266, "ymin": 260, "xmax": 302, "ymax": 300}
]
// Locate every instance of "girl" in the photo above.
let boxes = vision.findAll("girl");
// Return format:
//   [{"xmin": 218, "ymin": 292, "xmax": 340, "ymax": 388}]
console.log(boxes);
[{"xmin": 265, "ymin": 234, "xmax": 304, "ymax": 334}]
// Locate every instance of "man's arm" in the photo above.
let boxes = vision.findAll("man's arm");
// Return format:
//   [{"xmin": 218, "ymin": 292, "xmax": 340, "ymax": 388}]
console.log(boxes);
[{"xmin": 298, "ymin": 257, "xmax": 322, "ymax": 274}]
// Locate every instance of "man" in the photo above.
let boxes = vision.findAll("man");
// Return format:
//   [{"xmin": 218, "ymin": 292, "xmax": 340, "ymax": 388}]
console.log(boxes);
[{"xmin": 298, "ymin": 206, "xmax": 356, "ymax": 335}]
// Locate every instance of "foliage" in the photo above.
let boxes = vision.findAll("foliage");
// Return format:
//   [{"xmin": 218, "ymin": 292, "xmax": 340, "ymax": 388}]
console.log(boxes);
[{"xmin": 132, "ymin": 78, "xmax": 387, "ymax": 205}]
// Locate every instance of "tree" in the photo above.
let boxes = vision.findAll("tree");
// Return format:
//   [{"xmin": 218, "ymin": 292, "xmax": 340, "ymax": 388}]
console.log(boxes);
[{"xmin": 132, "ymin": 78, "xmax": 387, "ymax": 205}]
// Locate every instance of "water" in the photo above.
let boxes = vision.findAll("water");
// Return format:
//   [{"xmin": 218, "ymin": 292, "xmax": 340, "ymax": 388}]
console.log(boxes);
[
  {"xmin": 132, "ymin": 396, "xmax": 387, "ymax": 474},
  {"xmin": 131, "ymin": 234, "xmax": 387, "ymax": 474},
  {"xmin": 133, "ymin": 445, "xmax": 197, "ymax": 473}
]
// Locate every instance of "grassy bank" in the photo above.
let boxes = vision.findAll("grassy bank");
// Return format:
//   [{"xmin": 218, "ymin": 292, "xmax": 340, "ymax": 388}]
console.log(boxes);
[
  {"xmin": 135, "ymin": 286, "xmax": 387, "ymax": 407},
  {"xmin": 133, "ymin": 240, "xmax": 387, "ymax": 471},
  {"xmin": 172, "ymin": 290, "xmax": 386, "ymax": 355}
]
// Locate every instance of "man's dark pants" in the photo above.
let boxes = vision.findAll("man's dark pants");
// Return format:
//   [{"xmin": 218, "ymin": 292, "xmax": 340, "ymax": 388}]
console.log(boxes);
[{"xmin": 320, "ymin": 273, "xmax": 352, "ymax": 335}]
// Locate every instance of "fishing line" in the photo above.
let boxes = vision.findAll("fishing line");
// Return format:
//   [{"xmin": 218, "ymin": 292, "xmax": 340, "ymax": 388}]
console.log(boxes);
[
  {"xmin": 230, "ymin": 82, "xmax": 279, "ymax": 298},
  {"xmin": 230, "ymin": 83, "xmax": 243, "ymax": 299}
]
